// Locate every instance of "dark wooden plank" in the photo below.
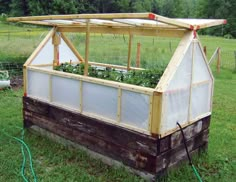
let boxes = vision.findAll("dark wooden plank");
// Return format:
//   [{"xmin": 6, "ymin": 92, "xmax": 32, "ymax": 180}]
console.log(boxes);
[
  {"xmin": 157, "ymin": 117, "xmax": 210, "ymax": 154},
  {"xmin": 23, "ymin": 96, "xmax": 158, "ymax": 155},
  {"xmin": 155, "ymin": 129, "xmax": 209, "ymax": 173},
  {"xmin": 24, "ymin": 110, "xmax": 157, "ymax": 174}
]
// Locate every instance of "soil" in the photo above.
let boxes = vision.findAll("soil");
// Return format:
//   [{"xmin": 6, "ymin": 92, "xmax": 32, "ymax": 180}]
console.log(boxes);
[{"xmin": 10, "ymin": 75, "xmax": 23, "ymax": 89}]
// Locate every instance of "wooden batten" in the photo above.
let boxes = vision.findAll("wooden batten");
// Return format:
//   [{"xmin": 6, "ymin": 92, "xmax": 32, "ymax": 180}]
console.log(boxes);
[
  {"xmin": 117, "ymin": 88, "xmax": 122, "ymax": 122},
  {"xmin": 150, "ymin": 14, "xmax": 191, "ymax": 29},
  {"xmin": 24, "ymin": 28, "xmax": 54, "ymax": 66},
  {"xmin": 60, "ymin": 33, "xmax": 85, "ymax": 62},
  {"xmin": 88, "ymin": 62, "xmax": 144, "ymax": 71},
  {"xmin": 84, "ymin": 20, "xmax": 90, "ymax": 76},
  {"xmin": 8, "ymin": 13, "xmax": 150, "ymax": 22},
  {"xmin": 156, "ymin": 31, "xmax": 193, "ymax": 92},
  {"xmin": 52, "ymin": 30, "xmax": 61, "ymax": 67},
  {"xmin": 187, "ymin": 40, "xmax": 196, "ymax": 121},
  {"xmin": 150, "ymin": 91, "xmax": 162, "ymax": 135},
  {"xmin": 23, "ymin": 66, "xmax": 27, "ymax": 96},
  {"xmin": 58, "ymin": 26, "xmax": 186, "ymax": 38}
]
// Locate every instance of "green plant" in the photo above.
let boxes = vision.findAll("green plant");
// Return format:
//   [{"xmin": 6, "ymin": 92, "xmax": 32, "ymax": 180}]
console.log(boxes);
[
  {"xmin": 54, "ymin": 63, "xmax": 165, "ymax": 88},
  {"xmin": 0, "ymin": 71, "xmax": 9, "ymax": 80}
]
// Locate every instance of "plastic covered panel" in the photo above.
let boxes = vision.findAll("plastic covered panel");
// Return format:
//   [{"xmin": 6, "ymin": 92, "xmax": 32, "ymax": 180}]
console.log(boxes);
[
  {"xmin": 52, "ymin": 76, "xmax": 80, "ymax": 109},
  {"xmin": 31, "ymin": 38, "xmax": 54, "ymax": 65},
  {"xmin": 167, "ymin": 43, "xmax": 193, "ymax": 90},
  {"xmin": 27, "ymin": 70, "xmax": 50, "ymax": 101},
  {"xmin": 82, "ymin": 82, "xmax": 118, "ymax": 121},
  {"xmin": 190, "ymin": 83, "xmax": 211, "ymax": 120},
  {"xmin": 59, "ymin": 38, "xmax": 79, "ymax": 63},
  {"xmin": 160, "ymin": 43, "xmax": 193, "ymax": 133},
  {"xmin": 161, "ymin": 89, "xmax": 190, "ymax": 133},
  {"xmin": 120, "ymin": 90, "xmax": 150, "ymax": 130},
  {"xmin": 192, "ymin": 43, "xmax": 211, "ymax": 83}
]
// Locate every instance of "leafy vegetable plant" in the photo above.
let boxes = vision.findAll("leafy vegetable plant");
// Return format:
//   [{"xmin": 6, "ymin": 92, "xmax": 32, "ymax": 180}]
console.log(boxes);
[{"xmin": 54, "ymin": 63, "xmax": 165, "ymax": 88}]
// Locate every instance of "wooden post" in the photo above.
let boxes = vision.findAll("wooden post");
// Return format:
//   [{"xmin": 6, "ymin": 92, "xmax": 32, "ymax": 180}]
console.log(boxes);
[
  {"xmin": 234, "ymin": 51, "xmax": 236, "ymax": 71},
  {"xmin": 136, "ymin": 42, "xmax": 141, "ymax": 68},
  {"xmin": 52, "ymin": 32, "xmax": 61, "ymax": 67},
  {"xmin": 204, "ymin": 46, "xmax": 207, "ymax": 56},
  {"xmin": 23, "ymin": 66, "xmax": 27, "ymax": 96},
  {"xmin": 84, "ymin": 20, "xmax": 90, "ymax": 76},
  {"xmin": 127, "ymin": 34, "xmax": 133, "ymax": 70},
  {"xmin": 217, "ymin": 48, "xmax": 221, "ymax": 73}
]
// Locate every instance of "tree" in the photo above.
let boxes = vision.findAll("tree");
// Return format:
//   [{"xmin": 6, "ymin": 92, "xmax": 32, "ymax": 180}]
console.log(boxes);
[
  {"xmin": 10, "ymin": 0, "xmax": 30, "ymax": 16},
  {"xmin": 0, "ymin": 0, "xmax": 11, "ymax": 14}
]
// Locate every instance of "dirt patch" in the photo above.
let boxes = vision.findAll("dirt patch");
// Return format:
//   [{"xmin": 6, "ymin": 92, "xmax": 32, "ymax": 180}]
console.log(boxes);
[{"xmin": 10, "ymin": 75, "xmax": 23, "ymax": 89}]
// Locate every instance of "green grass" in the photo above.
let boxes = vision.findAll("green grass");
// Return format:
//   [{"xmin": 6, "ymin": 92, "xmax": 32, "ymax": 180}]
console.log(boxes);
[
  {"xmin": 0, "ymin": 22, "xmax": 49, "ymax": 63},
  {"xmin": 0, "ymin": 22, "xmax": 236, "ymax": 181},
  {"xmin": 0, "ymin": 69, "xmax": 235, "ymax": 181}
]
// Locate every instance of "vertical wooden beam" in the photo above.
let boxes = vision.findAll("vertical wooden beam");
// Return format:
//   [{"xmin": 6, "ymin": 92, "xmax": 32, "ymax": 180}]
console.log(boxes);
[
  {"xmin": 148, "ymin": 95, "xmax": 153, "ymax": 132},
  {"xmin": 217, "ymin": 48, "xmax": 221, "ymax": 73},
  {"xmin": 52, "ymin": 31, "xmax": 61, "ymax": 67},
  {"xmin": 136, "ymin": 42, "xmax": 141, "ymax": 68},
  {"xmin": 80, "ymin": 81, "xmax": 83, "ymax": 112},
  {"xmin": 188, "ymin": 40, "xmax": 196, "ymax": 121},
  {"xmin": 150, "ymin": 91, "xmax": 162, "ymax": 135},
  {"xmin": 49, "ymin": 74, "xmax": 52, "ymax": 102},
  {"xmin": 117, "ymin": 88, "xmax": 122, "ymax": 122},
  {"xmin": 23, "ymin": 66, "xmax": 27, "ymax": 96},
  {"xmin": 84, "ymin": 20, "xmax": 90, "ymax": 76},
  {"xmin": 127, "ymin": 34, "xmax": 133, "ymax": 70},
  {"xmin": 203, "ymin": 46, "xmax": 207, "ymax": 56}
]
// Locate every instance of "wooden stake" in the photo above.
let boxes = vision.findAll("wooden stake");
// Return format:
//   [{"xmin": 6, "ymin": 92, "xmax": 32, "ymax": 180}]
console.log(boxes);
[
  {"xmin": 84, "ymin": 20, "xmax": 90, "ymax": 76},
  {"xmin": 203, "ymin": 46, "xmax": 207, "ymax": 56},
  {"xmin": 127, "ymin": 34, "xmax": 133, "ymax": 70},
  {"xmin": 217, "ymin": 48, "xmax": 221, "ymax": 73},
  {"xmin": 136, "ymin": 42, "xmax": 141, "ymax": 68}
]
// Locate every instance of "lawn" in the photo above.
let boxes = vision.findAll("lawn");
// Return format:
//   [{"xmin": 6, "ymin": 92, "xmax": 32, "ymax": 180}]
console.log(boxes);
[{"xmin": 0, "ymin": 22, "xmax": 236, "ymax": 181}]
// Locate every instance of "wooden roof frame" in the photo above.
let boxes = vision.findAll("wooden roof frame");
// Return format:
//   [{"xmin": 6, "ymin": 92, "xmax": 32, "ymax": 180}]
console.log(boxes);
[{"xmin": 7, "ymin": 13, "xmax": 227, "ymax": 33}]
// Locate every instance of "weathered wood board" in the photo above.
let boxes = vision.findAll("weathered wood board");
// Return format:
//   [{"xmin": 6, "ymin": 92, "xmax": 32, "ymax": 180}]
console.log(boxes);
[{"xmin": 23, "ymin": 96, "xmax": 210, "ymax": 180}]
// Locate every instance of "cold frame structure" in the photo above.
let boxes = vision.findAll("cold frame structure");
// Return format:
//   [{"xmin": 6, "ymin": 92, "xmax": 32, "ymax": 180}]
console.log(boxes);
[{"xmin": 8, "ymin": 13, "xmax": 226, "ymax": 179}]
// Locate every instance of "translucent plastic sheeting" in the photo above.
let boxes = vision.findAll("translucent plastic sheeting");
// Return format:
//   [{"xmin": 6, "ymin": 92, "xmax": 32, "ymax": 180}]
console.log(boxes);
[
  {"xmin": 192, "ymin": 43, "xmax": 211, "ymax": 83},
  {"xmin": 121, "ymin": 90, "xmax": 150, "ymax": 130},
  {"xmin": 27, "ymin": 70, "xmax": 50, "ymax": 101},
  {"xmin": 59, "ymin": 38, "xmax": 79, "ymax": 63},
  {"xmin": 167, "ymin": 43, "xmax": 193, "ymax": 90},
  {"xmin": 31, "ymin": 38, "xmax": 54, "ymax": 65},
  {"xmin": 161, "ymin": 89, "xmax": 190, "ymax": 133},
  {"xmin": 82, "ymin": 82, "xmax": 118, "ymax": 121},
  {"xmin": 160, "ymin": 43, "xmax": 192, "ymax": 133},
  {"xmin": 52, "ymin": 76, "xmax": 80, "ymax": 110},
  {"xmin": 190, "ymin": 83, "xmax": 211, "ymax": 120}
]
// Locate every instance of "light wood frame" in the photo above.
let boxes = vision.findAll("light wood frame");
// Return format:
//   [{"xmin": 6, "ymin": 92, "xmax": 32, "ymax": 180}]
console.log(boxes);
[{"xmin": 18, "ymin": 13, "xmax": 222, "ymax": 137}]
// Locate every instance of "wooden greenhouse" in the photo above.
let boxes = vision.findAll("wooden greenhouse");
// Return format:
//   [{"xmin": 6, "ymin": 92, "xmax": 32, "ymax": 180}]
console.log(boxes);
[{"xmin": 8, "ymin": 13, "xmax": 226, "ymax": 180}]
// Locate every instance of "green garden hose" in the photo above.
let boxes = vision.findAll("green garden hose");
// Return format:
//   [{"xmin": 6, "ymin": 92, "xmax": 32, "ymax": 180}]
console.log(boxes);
[
  {"xmin": 177, "ymin": 122, "xmax": 203, "ymax": 182},
  {"xmin": 1, "ymin": 128, "xmax": 37, "ymax": 182}
]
